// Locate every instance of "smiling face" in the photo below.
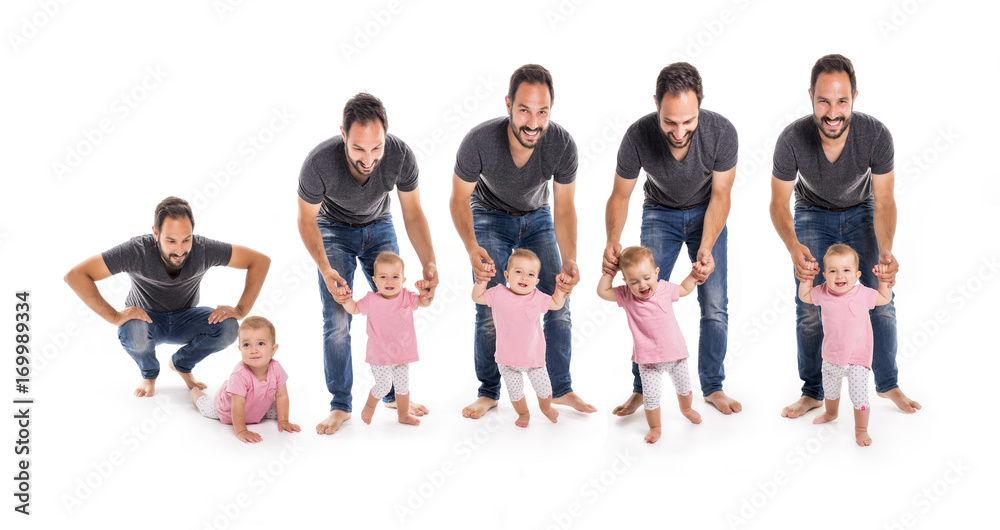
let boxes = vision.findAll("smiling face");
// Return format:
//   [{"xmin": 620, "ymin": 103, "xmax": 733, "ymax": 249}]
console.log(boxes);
[
  {"xmin": 656, "ymin": 89, "xmax": 700, "ymax": 149},
  {"xmin": 504, "ymin": 255, "xmax": 541, "ymax": 295},
  {"xmin": 341, "ymin": 120, "xmax": 385, "ymax": 178},
  {"xmin": 621, "ymin": 258, "xmax": 660, "ymax": 300},
  {"xmin": 822, "ymin": 253, "xmax": 862, "ymax": 294},
  {"xmin": 506, "ymin": 82, "xmax": 551, "ymax": 149},
  {"xmin": 810, "ymin": 71, "xmax": 856, "ymax": 141},
  {"xmin": 238, "ymin": 327, "xmax": 278, "ymax": 377},
  {"xmin": 373, "ymin": 261, "xmax": 405, "ymax": 299},
  {"xmin": 153, "ymin": 216, "xmax": 193, "ymax": 271}
]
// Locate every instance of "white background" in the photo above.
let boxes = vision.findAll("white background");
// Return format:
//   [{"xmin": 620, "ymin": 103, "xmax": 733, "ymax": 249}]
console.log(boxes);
[{"xmin": 3, "ymin": 1, "xmax": 998, "ymax": 528}]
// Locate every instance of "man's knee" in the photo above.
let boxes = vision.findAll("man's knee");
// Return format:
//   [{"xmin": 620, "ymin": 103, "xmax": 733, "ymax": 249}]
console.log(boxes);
[
  {"xmin": 118, "ymin": 319, "xmax": 153, "ymax": 350},
  {"xmin": 217, "ymin": 318, "xmax": 239, "ymax": 345}
]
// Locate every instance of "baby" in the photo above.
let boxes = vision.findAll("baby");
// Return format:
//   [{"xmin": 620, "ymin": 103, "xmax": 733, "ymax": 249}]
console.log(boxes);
[
  {"xmin": 191, "ymin": 316, "xmax": 300, "ymax": 443},
  {"xmin": 799, "ymin": 243, "xmax": 893, "ymax": 447},
  {"xmin": 597, "ymin": 246, "xmax": 702, "ymax": 443},
  {"xmin": 472, "ymin": 248, "xmax": 570, "ymax": 427},
  {"xmin": 336, "ymin": 252, "xmax": 430, "ymax": 426}
]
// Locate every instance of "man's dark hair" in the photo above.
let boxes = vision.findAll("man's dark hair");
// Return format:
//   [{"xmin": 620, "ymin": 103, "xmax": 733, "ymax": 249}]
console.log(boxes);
[
  {"xmin": 154, "ymin": 196, "xmax": 194, "ymax": 233},
  {"xmin": 343, "ymin": 92, "xmax": 388, "ymax": 133},
  {"xmin": 655, "ymin": 62, "xmax": 703, "ymax": 106},
  {"xmin": 810, "ymin": 54, "xmax": 857, "ymax": 94},
  {"xmin": 507, "ymin": 64, "xmax": 554, "ymax": 104}
]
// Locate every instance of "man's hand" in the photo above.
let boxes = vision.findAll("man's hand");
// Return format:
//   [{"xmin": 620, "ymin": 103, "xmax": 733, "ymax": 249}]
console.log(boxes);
[
  {"xmin": 602, "ymin": 242, "xmax": 622, "ymax": 276},
  {"xmin": 790, "ymin": 243, "xmax": 819, "ymax": 282},
  {"xmin": 419, "ymin": 263, "xmax": 439, "ymax": 304},
  {"xmin": 112, "ymin": 306, "xmax": 152, "ymax": 327},
  {"xmin": 469, "ymin": 246, "xmax": 495, "ymax": 283},
  {"xmin": 209, "ymin": 305, "xmax": 243, "ymax": 324},
  {"xmin": 559, "ymin": 260, "xmax": 580, "ymax": 293},
  {"xmin": 877, "ymin": 250, "xmax": 899, "ymax": 287},
  {"xmin": 692, "ymin": 247, "xmax": 716, "ymax": 284},
  {"xmin": 321, "ymin": 268, "xmax": 350, "ymax": 298}
]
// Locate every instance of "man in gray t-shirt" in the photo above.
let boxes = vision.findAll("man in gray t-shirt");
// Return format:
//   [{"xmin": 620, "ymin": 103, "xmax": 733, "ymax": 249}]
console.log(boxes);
[
  {"xmin": 450, "ymin": 64, "xmax": 595, "ymax": 419},
  {"xmin": 297, "ymin": 92, "xmax": 438, "ymax": 434},
  {"xmin": 769, "ymin": 54, "xmax": 920, "ymax": 419},
  {"xmin": 603, "ymin": 62, "xmax": 742, "ymax": 417},
  {"xmin": 65, "ymin": 196, "xmax": 271, "ymax": 398}
]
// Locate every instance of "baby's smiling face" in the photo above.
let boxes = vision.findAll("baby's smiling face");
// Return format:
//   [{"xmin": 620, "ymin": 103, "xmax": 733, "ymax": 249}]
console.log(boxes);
[
  {"xmin": 822, "ymin": 253, "xmax": 861, "ymax": 294},
  {"xmin": 504, "ymin": 256, "xmax": 540, "ymax": 295},
  {"xmin": 621, "ymin": 259, "xmax": 660, "ymax": 300}
]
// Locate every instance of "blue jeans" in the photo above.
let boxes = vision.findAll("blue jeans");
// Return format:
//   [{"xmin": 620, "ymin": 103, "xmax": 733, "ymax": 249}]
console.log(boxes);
[
  {"xmin": 472, "ymin": 207, "xmax": 573, "ymax": 400},
  {"xmin": 317, "ymin": 218, "xmax": 400, "ymax": 413},
  {"xmin": 793, "ymin": 202, "xmax": 898, "ymax": 399},
  {"xmin": 117, "ymin": 306, "xmax": 239, "ymax": 379},
  {"xmin": 633, "ymin": 203, "xmax": 729, "ymax": 397}
]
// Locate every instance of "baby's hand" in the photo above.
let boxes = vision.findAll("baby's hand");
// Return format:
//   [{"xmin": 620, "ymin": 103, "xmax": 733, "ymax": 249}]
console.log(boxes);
[
  {"xmin": 278, "ymin": 420, "xmax": 301, "ymax": 434},
  {"xmin": 873, "ymin": 264, "xmax": 892, "ymax": 282},
  {"xmin": 236, "ymin": 429, "xmax": 262, "ymax": 444},
  {"xmin": 556, "ymin": 273, "xmax": 574, "ymax": 295}
]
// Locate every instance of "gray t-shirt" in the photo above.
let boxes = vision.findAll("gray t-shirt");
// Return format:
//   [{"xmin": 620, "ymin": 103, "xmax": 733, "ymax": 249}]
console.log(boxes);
[
  {"xmin": 454, "ymin": 117, "xmax": 578, "ymax": 212},
  {"xmin": 772, "ymin": 112, "xmax": 894, "ymax": 209},
  {"xmin": 102, "ymin": 234, "xmax": 233, "ymax": 313},
  {"xmin": 298, "ymin": 134, "xmax": 419, "ymax": 225},
  {"xmin": 616, "ymin": 109, "xmax": 738, "ymax": 209}
]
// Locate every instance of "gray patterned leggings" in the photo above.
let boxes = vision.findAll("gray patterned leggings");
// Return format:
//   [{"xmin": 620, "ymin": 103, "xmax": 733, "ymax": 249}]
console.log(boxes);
[
  {"xmin": 821, "ymin": 360, "xmax": 870, "ymax": 410},
  {"xmin": 498, "ymin": 364, "xmax": 552, "ymax": 402},
  {"xmin": 371, "ymin": 363, "xmax": 410, "ymax": 399},
  {"xmin": 638, "ymin": 359, "xmax": 693, "ymax": 410}
]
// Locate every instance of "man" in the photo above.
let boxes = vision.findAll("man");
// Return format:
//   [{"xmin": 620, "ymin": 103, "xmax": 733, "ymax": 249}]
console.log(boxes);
[
  {"xmin": 769, "ymin": 54, "xmax": 920, "ymax": 418},
  {"xmin": 603, "ymin": 62, "xmax": 742, "ymax": 416},
  {"xmin": 450, "ymin": 63, "xmax": 594, "ymax": 418},
  {"xmin": 65, "ymin": 196, "xmax": 271, "ymax": 397},
  {"xmin": 297, "ymin": 92, "xmax": 438, "ymax": 435}
]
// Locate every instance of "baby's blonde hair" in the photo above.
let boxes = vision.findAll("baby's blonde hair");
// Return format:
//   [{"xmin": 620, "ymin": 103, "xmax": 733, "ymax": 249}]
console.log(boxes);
[
  {"xmin": 506, "ymin": 248, "xmax": 541, "ymax": 272},
  {"xmin": 823, "ymin": 244, "xmax": 859, "ymax": 269},
  {"xmin": 373, "ymin": 251, "xmax": 405, "ymax": 275},
  {"xmin": 618, "ymin": 246, "xmax": 656, "ymax": 272},
  {"xmin": 239, "ymin": 315, "xmax": 276, "ymax": 343}
]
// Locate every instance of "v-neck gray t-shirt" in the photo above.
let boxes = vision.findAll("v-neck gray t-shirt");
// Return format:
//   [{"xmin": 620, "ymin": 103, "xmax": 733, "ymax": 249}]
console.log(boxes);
[
  {"xmin": 454, "ymin": 117, "xmax": 578, "ymax": 212},
  {"xmin": 298, "ymin": 134, "xmax": 419, "ymax": 225},
  {"xmin": 615, "ymin": 109, "xmax": 738, "ymax": 209},
  {"xmin": 772, "ymin": 112, "xmax": 894, "ymax": 209},
  {"xmin": 102, "ymin": 234, "xmax": 233, "ymax": 313}
]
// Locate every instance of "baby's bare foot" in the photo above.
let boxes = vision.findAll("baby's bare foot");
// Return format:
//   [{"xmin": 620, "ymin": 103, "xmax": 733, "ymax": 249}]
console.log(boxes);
[
  {"xmin": 541, "ymin": 407, "xmax": 559, "ymax": 423},
  {"xmin": 134, "ymin": 379, "xmax": 156, "ymax": 397},
  {"xmin": 612, "ymin": 392, "xmax": 643, "ymax": 416},
  {"xmin": 813, "ymin": 412, "xmax": 838, "ymax": 425},
  {"xmin": 386, "ymin": 400, "xmax": 430, "ymax": 416},
  {"xmin": 644, "ymin": 427, "xmax": 662, "ymax": 444},
  {"xmin": 681, "ymin": 408, "xmax": 702, "ymax": 424},
  {"xmin": 398, "ymin": 413, "xmax": 421, "ymax": 426},
  {"xmin": 361, "ymin": 404, "xmax": 376, "ymax": 425},
  {"xmin": 515, "ymin": 413, "xmax": 530, "ymax": 428},
  {"xmin": 781, "ymin": 396, "xmax": 822, "ymax": 418},
  {"xmin": 856, "ymin": 429, "xmax": 873, "ymax": 446},
  {"xmin": 462, "ymin": 397, "xmax": 498, "ymax": 419},
  {"xmin": 169, "ymin": 359, "xmax": 206, "ymax": 390}
]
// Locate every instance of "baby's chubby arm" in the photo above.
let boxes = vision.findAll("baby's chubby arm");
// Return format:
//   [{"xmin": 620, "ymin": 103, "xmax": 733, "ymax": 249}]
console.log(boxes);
[
  {"xmin": 549, "ymin": 273, "xmax": 572, "ymax": 310},
  {"xmin": 471, "ymin": 262, "xmax": 495, "ymax": 305},
  {"xmin": 596, "ymin": 270, "xmax": 618, "ymax": 302},
  {"xmin": 798, "ymin": 276, "xmax": 815, "ymax": 305},
  {"xmin": 873, "ymin": 263, "xmax": 894, "ymax": 306},
  {"xmin": 678, "ymin": 267, "xmax": 699, "ymax": 297},
  {"xmin": 230, "ymin": 394, "xmax": 262, "ymax": 444},
  {"xmin": 333, "ymin": 286, "xmax": 360, "ymax": 315},
  {"xmin": 275, "ymin": 384, "xmax": 300, "ymax": 433}
]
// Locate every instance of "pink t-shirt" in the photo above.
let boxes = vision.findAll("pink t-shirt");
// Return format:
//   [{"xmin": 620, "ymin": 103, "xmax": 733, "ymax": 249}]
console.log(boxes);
[
  {"xmin": 614, "ymin": 280, "xmax": 689, "ymax": 364},
  {"xmin": 357, "ymin": 289, "xmax": 420, "ymax": 365},
  {"xmin": 213, "ymin": 359, "xmax": 288, "ymax": 425},
  {"xmin": 484, "ymin": 285, "xmax": 552, "ymax": 367},
  {"xmin": 810, "ymin": 283, "xmax": 879, "ymax": 368}
]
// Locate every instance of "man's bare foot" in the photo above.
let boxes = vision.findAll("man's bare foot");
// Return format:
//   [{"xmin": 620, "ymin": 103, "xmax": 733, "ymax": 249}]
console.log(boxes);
[
  {"xmin": 681, "ymin": 408, "xmax": 702, "ymax": 424},
  {"xmin": 316, "ymin": 410, "xmax": 351, "ymax": 434},
  {"xmin": 856, "ymin": 429, "xmax": 873, "ymax": 446},
  {"xmin": 552, "ymin": 392, "xmax": 597, "ymax": 413},
  {"xmin": 644, "ymin": 427, "xmax": 662, "ymax": 443},
  {"xmin": 781, "ymin": 396, "xmax": 822, "ymax": 418},
  {"xmin": 812, "ymin": 411, "xmax": 837, "ymax": 424},
  {"xmin": 361, "ymin": 404, "xmax": 376, "ymax": 425},
  {"xmin": 612, "ymin": 393, "xmax": 643, "ymax": 416},
  {"xmin": 462, "ymin": 397, "xmax": 498, "ymax": 419},
  {"xmin": 705, "ymin": 391, "xmax": 742, "ymax": 415},
  {"xmin": 541, "ymin": 407, "xmax": 559, "ymax": 423},
  {"xmin": 877, "ymin": 388, "xmax": 921, "ymax": 413},
  {"xmin": 385, "ymin": 400, "xmax": 430, "ymax": 416},
  {"xmin": 135, "ymin": 379, "xmax": 156, "ymax": 397},
  {"xmin": 169, "ymin": 359, "xmax": 206, "ymax": 390},
  {"xmin": 398, "ymin": 414, "xmax": 421, "ymax": 426},
  {"xmin": 515, "ymin": 413, "xmax": 530, "ymax": 428}
]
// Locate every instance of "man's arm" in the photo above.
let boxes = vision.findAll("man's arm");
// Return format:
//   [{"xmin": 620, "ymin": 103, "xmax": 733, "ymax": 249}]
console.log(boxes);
[
  {"xmin": 450, "ymin": 174, "xmax": 494, "ymax": 283},
  {"xmin": 397, "ymin": 187, "xmax": 438, "ymax": 302},
  {"xmin": 297, "ymin": 197, "xmax": 350, "ymax": 297},
  {"xmin": 872, "ymin": 170, "xmax": 899, "ymax": 287},
  {"xmin": 64, "ymin": 255, "xmax": 150, "ymax": 326},
  {"xmin": 552, "ymin": 180, "xmax": 579, "ymax": 290},
  {"xmin": 604, "ymin": 174, "xmax": 638, "ymax": 275},
  {"xmin": 694, "ymin": 166, "xmax": 736, "ymax": 282},
  {"xmin": 769, "ymin": 177, "xmax": 818, "ymax": 282},
  {"xmin": 209, "ymin": 245, "xmax": 270, "ymax": 324}
]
